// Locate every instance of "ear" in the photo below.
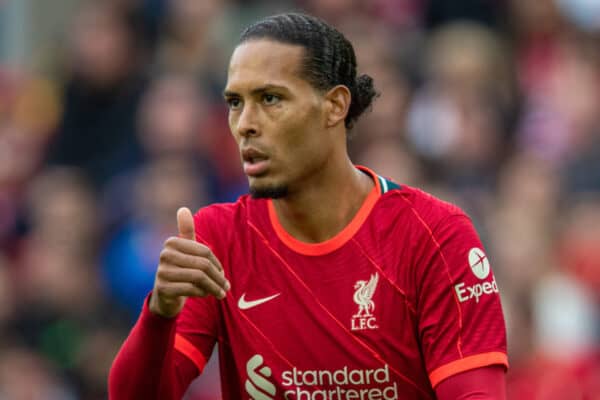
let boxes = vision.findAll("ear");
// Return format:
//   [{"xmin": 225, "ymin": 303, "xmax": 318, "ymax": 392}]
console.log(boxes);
[{"xmin": 323, "ymin": 85, "xmax": 351, "ymax": 128}]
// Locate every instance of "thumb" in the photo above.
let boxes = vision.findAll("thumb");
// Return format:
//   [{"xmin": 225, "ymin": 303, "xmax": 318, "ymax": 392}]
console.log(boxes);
[{"xmin": 177, "ymin": 207, "xmax": 196, "ymax": 240}]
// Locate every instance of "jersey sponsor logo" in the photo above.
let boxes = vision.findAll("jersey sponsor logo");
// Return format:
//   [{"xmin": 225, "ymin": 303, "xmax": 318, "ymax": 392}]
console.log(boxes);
[
  {"xmin": 454, "ymin": 278, "xmax": 499, "ymax": 303},
  {"xmin": 245, "ymin": 354, "xmax": 276, "ymax": 399},
  {"xmin": 246, "ymin": 354, "xmax": 399, "ymax": 399},
  {"xmin": 238, "ymin": 293, "xmax": 281, "ymax": 310},
  {"xmin": 468, "ymin": 247, "xmax": 490, "ymax": 279},
  {"xmin": 455, "ymin": 248, "xmax": 498, "ymax": 303},
  {"xmin": 351, "ymin": 273, "xmax": 379, "ymax": 331}
]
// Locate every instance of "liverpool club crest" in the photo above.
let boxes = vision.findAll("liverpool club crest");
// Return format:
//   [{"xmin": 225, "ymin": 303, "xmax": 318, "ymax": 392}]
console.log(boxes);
[{"xmin": 351, "ymin": 273, "xmax": 379, "ymax": 331}]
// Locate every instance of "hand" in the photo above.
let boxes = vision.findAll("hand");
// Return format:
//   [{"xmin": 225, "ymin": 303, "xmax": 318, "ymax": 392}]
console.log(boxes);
[{"xmin": 149, "ymin": 207, "xmax": 230, "ymax": 318}]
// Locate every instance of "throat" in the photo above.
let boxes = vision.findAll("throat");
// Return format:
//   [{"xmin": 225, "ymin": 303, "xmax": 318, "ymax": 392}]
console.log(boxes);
[{"xmin": 271, "ymin": 167, "xmax": 375, "ymax": 243}]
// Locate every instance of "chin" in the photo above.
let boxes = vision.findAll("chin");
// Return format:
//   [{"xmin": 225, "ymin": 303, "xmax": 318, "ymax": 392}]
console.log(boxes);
[{"xmin": 249, "ymin": 184, "xmax": 288, "ymax": 199}]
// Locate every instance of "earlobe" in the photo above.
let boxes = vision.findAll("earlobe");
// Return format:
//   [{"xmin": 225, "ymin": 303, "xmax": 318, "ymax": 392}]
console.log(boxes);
[{"xmin": 325, "ymin": 85, "xmax": 351, "ymax": 128}]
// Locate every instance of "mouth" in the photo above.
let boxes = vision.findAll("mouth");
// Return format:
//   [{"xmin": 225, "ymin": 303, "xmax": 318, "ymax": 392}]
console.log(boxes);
[{"xmin": 241, "ymin": 147, "xmax": 270, "ymax": 177}]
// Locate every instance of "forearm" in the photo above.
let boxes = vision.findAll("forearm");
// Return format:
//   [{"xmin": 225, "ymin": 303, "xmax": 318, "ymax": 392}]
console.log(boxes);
[{"xmin": 108, "ymin": 297, "xmax": 190, "ymax": 400}]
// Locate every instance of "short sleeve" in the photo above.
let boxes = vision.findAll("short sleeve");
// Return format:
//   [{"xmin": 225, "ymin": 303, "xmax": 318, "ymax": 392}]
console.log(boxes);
[
  {"xmin": 415, "ymin": 214, "xmax": 508, "ymax": 388},
  {"xmin": 175, "ymin": 296, "xmax": 219, "ymax": 374}
]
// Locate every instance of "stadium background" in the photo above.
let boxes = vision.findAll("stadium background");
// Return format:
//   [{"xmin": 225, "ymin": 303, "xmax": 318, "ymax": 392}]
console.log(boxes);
[{"xmin": 1, "ymin": 0, "xmax": 599, "ymax": 398}]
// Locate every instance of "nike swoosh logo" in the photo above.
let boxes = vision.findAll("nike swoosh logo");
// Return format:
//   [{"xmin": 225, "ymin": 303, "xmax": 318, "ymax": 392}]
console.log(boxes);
[{"xmin": 238, "ymin": 292, "xmax": 281, "ymax": 310}]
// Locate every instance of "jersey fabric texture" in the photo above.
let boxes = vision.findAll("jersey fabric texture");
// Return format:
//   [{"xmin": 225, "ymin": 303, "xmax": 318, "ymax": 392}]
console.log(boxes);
[{"xmin": 174, "ymin": 166, "xmax": 508, "ymax": 399}]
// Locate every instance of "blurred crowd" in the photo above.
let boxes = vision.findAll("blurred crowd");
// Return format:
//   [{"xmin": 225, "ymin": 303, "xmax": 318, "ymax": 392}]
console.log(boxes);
[{"xmin": 1, "ymin": 0, "xmax": 599, "ymax": 398}]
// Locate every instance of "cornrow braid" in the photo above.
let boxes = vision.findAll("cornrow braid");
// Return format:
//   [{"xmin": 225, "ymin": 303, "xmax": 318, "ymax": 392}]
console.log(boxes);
[{"xmin": 239, "ymin": 12, "xmax": 378, "ymax": 129}]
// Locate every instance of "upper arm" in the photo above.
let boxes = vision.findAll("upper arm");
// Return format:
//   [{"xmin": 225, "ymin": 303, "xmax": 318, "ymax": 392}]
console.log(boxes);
[
  {"xmin": 415, "ymin": 213, "xmax": 508, "ymax": 387},
  {"xmin": 435, "ymin": 365, "xmax": 506, "ymax": 400},
  {"xmin": 174, "ymin": 292, "xmax": 221, "ymax": 375}
]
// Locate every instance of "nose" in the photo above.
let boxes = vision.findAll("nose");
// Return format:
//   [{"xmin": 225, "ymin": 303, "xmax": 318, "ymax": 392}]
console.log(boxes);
[{"xmin": 236, "ymin": 102, "xmax": 259, "ymax": 138}]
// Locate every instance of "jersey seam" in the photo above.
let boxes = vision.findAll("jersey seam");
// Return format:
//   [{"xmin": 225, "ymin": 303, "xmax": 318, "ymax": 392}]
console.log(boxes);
[
  {"xmin": 247, "ymin": 219, "xmax": 435, "ymax": 398},
  {"xmin": 428, "ymin": 351, "xmax": 508, "ymax": 388},
  {"xmin": 380, "ymin": 188, "xmax": 403, "ymax": 199},
  {"xmin": 350, "ymin": 237, "xmax": 417, "ymax": 316},
  {"xmin": 173, "ymin": 334, "xmax": 207, "ymax": 374},
  {"xmin": 400, "ymin": 198, "xmax": 466, "ymax": 359},
  {"xmin": 237, "ymin": 306, "xmax": 296, "ymax": 368}
]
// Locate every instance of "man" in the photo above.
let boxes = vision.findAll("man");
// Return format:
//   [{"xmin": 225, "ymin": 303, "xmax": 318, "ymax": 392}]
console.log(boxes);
[{"xmin": 109, "ymin": 13, "xmax": 508, "ymax": 399}]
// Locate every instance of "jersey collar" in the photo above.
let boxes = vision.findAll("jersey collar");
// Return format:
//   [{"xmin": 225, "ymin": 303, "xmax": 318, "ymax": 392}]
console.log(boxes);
[{"xmin": 267, "ymin": 166, "xmax": 381, "ymax": 256}]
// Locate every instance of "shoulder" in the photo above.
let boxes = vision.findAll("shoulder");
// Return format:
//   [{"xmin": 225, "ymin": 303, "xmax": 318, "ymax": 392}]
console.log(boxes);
[
  {"xmin": 193, "ymin": 194, "xmax": 254, "ymax": 221},
  {"xmin": 191, "ymin": 195, "xmax": 268, "ymax": 240},
  {"xmin": 379, "ymin": 183, "xmax": 469, "ymax": 232}
]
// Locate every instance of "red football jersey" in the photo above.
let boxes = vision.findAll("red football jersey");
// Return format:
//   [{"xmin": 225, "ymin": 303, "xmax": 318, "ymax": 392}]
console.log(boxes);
[{"xmin": 175, "ymin": 166, "xmax": 507, "ymax": 399}]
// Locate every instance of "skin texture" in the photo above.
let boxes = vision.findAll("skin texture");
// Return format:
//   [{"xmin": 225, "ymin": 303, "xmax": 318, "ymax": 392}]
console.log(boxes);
[
  {"xmin": 225, "ymin": 39, "xmax": 373, "ymax": 243},
  {"xmin": 149, "ymin": 38, "xmax": 373, "ymax": 317},
  {"xmin": 149, "ymin": 207, "xmax": 229, "ymax": 317},
  {"xmin": 225, "ymin": 40, "xmax": 330, "ymax": 198}
]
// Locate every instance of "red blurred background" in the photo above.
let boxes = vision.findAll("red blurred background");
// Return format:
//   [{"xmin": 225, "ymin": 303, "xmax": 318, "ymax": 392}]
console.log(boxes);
[{"xmin": 0, "ymin": 0, "xmax": 599, "ymax": 398}]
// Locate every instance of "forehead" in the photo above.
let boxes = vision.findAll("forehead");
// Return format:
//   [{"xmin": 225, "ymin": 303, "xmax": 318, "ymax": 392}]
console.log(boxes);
[{"xmin": 226, "ymin": 39, "xmax": 309, "ymax": 91}]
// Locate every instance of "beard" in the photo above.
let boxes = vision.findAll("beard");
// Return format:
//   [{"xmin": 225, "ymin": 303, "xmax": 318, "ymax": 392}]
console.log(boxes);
[{"xmin": 249, "ymin": 184, "xmax": 288, "ymax": 199}]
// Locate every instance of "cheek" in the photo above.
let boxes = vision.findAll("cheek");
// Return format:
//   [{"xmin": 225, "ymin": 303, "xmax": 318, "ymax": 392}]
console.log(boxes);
[
  {"xmin": 228, "ymin": 113, "xmax": 239, "ymax": 141},
  {"xmin": 279, "ymin": 115, "xmax": 312, "ymax": 152},
  {"xmin": 281, "ymin": 103, "xmax": 323, "ymax": 142},
  {"xmin": 280, "ymin": 118, "xmax": 326, "ymax": 169},
  {"xmin": 267, "ymin": 99, "xmax": 325, "ymax": 166}
]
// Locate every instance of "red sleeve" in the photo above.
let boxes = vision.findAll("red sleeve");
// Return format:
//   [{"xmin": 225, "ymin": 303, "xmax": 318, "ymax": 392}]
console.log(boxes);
[
  {"xmin": 174, "ymin": 294, "xmax": 220, "ymax": 370},
  {"xmin": 109, "ymin": 207, "xmax": 223, "ymax": 399},
  {"xmin": 435, "ymin": 365, "xmax": 506, "ymax": 399},
  {"xmin": 108, "ymin": 295, "xmax": 200, "ymax": 400},
  {"xmin": 415, "ymin": 213, "xmax": 508, "ymax": 387},
  {"xmin": 170, "ymin": 209, "xmax": 224, "ymax": 370}
]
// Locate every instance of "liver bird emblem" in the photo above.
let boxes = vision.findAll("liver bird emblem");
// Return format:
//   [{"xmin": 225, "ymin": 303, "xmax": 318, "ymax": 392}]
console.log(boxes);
[{"xmin": 353, "ymin": 273, "xmax": 379, "ymax": 317}]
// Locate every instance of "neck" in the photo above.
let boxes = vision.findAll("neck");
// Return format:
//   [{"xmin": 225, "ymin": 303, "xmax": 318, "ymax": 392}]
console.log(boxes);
[{"xmin": 271, "ymin": 156, "xmax": 374, "ymax": 243}]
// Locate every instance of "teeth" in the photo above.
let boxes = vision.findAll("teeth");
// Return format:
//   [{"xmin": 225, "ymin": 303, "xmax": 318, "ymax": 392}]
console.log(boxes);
[{"xmin": 243, "ymin": 153, "xmax": 266, "ymax": 163}]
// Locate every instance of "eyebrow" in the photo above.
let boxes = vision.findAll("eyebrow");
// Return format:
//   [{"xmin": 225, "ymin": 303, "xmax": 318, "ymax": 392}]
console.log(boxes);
[{"xmin": 223, "ymin": 84, "xmax": 288, "ymax": 98}]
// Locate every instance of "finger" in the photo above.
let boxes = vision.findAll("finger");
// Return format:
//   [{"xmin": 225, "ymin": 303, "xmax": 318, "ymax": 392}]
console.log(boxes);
[
  {"xmin": 165, "ymin": 238, "xmax": 224, "ymax": 272},
  {"xmin": 160, "ymin": 252, "xmax": 230, "ymax": 291},
  {"xmin": 159, "ymin": 267, "xmax": 227, "ymax": 299},
  {"xmin": 177, "ymin": 207, "xmax": 196, "ymax": 240},
  {"xmin": 156, "ymin": 282, "xmax": 207, "ymax": 299}
]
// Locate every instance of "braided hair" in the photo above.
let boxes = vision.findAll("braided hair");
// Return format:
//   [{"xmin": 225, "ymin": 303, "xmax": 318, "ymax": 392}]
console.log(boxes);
[{"xmin": 239, "ymin": 12, "xmax": 378, "ymax": 129}]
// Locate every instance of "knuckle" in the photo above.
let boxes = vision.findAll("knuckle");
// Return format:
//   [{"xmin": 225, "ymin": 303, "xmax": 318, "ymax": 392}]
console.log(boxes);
[
  {"xmin": 164, "ymin": 236, "xmax": 178, "ymax": 248},
  {"xmin": 209, "ymin": 286, "xmax": 221, "ymax": 296},
  {"xmin": 215, "ymin": 276, "xmax": 226, "ymax": 286},
  {"xmin": 193, "ymin": 271, "xmax": 208, "ymax": 287},
  {"xmin": 159, "ymin": 249, "xmax": 172, "ymax": 263},
  {"xmin": 197, "ymin": 244, "xmax": 210, "ymax": 256},
  {"xmin": 155, "ymin": 282, "xmax": 167, "ymax": 294},
  {"xmin": 156, "ymin": 267, "xmax": 170, "ymax": 280},
  {"xmin": 200, "ymin": 278, "xmax": 217, "ymax": 292},
  {"xmin": 196, "ymin": 257, "xmax": 210, "ymax": 271},
  {"xmin": 179, "ymin": 253, "xmax": 193, "ymax": 267}
]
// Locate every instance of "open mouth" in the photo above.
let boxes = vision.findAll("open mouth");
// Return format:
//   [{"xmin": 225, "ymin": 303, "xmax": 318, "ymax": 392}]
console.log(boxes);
[{"xmin": 242, "ymin": 148, "xmax": 270, "ymax": 176}]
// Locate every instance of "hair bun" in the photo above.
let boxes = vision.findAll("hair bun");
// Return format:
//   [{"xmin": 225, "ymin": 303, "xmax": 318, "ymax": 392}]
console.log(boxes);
[{"xmin": 347, "ymin": 74, "xmax": 378, "ymax": 129}]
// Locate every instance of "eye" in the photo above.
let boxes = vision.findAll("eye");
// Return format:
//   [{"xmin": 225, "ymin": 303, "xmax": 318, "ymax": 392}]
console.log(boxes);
[
  {"xmin": 262, "ymin": 93, "xmax": 281, "ymax": 106},
  {"xmin": 226, "ymin": 97, "xmax": 242, "ymax": 110}
]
